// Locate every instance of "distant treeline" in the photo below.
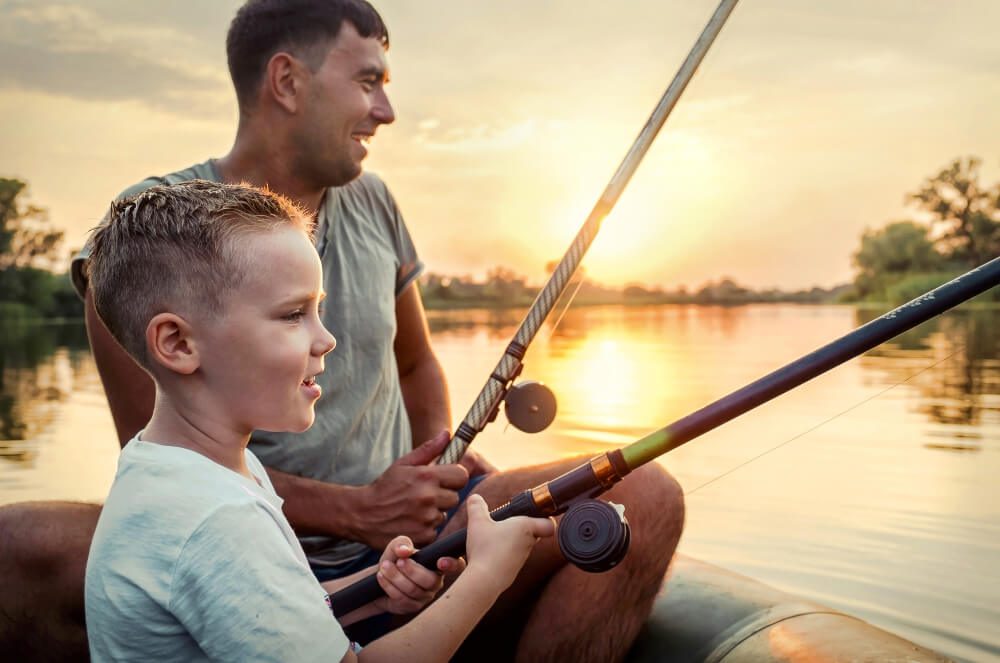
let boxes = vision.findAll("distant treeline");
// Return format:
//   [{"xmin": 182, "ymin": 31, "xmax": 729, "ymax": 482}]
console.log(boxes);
[
  {"xmin": 423, "ymin": 156, "xmax": 1000, "ymax": 310},
  {"xmin": 420, "ymin": 268, "xmax": 849, "ymax": 309},
  {"xmin": 2, "ymin": 156, "xmax": 997, "ymax": 321}
]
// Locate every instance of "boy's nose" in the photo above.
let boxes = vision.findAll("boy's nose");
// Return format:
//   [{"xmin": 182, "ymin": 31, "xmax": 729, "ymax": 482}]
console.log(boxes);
[{"xmin": 315, "ymin": 328, "xmax": 336, "ymax": 356}]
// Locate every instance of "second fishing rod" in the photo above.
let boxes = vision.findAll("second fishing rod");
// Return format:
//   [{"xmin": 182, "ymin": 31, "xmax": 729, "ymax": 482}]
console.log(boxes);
[{"xmin": 328, "ymin": 256, "xmax": 1000, "ymax": 616}]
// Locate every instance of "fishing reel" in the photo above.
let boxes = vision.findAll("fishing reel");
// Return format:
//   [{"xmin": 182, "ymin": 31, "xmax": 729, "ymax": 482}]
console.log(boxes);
[
  {"xmin": 503, "ymin": 380, "xmax": 558, "ymax": 433},
  {"xmin": 558, "ymin": 499, "xmax": 631, "ymax": 573}
]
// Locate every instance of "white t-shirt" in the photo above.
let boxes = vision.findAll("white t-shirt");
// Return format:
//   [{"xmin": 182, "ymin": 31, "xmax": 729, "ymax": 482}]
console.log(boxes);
[{"xmin": 85, "ymin": 436, "xmax": 351, "ymax": 662}]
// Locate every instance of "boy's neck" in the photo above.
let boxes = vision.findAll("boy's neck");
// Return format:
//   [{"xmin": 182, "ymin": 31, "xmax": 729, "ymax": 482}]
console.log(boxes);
[{"xmin": 143, "ymin": 393, "xmax": 254, "ymax": 480}]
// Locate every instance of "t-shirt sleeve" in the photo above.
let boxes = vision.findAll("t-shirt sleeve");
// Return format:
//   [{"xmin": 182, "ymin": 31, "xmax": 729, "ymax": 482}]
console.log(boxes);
[
  {"xmin": 169, "ymin": 504, "xmax": 350, "ymax": 663},
  {"xmin": 366, "ymin": 175, "xmax": 423, "ymax": 296},
  {"xmin": 70, "ymin": 176, "xmax": 166, "ymax": 298}
]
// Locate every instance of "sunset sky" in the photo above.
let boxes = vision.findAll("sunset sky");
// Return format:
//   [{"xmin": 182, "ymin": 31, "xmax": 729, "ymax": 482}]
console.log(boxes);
[{"xmin": 2, "ymin": 0, "xmax": 998, "ymax": 289}]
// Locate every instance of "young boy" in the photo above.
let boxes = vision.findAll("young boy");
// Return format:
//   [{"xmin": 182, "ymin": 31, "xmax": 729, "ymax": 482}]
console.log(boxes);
[{"xmin": 84, "ymin": 180, "xmax": 554, "ymax": 662}]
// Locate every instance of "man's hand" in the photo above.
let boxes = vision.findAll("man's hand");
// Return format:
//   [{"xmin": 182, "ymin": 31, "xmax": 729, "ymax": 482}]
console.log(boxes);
[
  {"xmin": 354, "ymin": 431, "xmax": 469, "ymax": 549},
  {"xmin": 458, "ymin": 446, "xmax": 498, "ymax": 478}
]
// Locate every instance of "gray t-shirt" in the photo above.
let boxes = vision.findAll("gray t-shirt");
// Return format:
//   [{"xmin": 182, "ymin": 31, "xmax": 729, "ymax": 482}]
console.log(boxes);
[
  {"xmin": 85, "ymin": 438, "xmax": 351, "ymax": 662},
  {"xmin": 74, "ymin": 160, "xmax": 423, "ymax": 565}
]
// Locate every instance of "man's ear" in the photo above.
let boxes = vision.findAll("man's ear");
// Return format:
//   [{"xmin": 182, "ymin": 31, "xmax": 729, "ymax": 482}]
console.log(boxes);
[
  {"xmin": 146, "ymin": 313, "xmax": 200, "ymax": 375},
  {"xmin": 266, "ymin": 52, "xmax": 306, "ymax": 114}
]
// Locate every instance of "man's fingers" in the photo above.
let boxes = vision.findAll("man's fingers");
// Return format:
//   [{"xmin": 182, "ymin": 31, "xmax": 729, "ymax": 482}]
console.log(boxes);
[
  {"xmin": 396, "ymin": 430, "xmax": 450, "ymax": 466},
  {"xmin": 434, "ymin": 464, "xmax": 469, "ymax": 491}
]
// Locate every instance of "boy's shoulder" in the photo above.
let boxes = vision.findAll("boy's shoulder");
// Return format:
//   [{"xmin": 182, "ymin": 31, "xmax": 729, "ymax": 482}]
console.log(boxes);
[{"xmin": 96, "ymin": 442, "xmax": 275, "ymax": 546}]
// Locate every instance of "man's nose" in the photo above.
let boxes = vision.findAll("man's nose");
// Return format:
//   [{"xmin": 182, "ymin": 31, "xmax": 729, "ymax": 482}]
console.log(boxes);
[{"xmin": 372, "ymin": 89, "xmax": 395, "ymax": 125}]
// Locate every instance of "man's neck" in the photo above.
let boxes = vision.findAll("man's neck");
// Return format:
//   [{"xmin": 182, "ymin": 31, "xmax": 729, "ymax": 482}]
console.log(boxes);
[{"xmin": 215, "ymin": 139, "xmax": 327, "ymax": 215}]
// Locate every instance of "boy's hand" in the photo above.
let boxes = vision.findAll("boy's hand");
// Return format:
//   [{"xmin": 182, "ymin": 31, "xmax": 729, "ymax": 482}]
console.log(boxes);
[
  {"xmin": 372, "ymin": 536, "xmax": 466, "ymax": 615},
  {"xmin": 355, "ymin": 431, "xmax": 469, "ymax": 549},
  {"xmin": 464, "ymin": 494, "xmax": 555, "ymax": 594}
]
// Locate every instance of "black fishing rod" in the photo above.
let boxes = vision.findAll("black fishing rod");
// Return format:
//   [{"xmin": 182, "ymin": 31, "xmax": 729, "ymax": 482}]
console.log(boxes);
[
  {"xmin": 437, "ymin": 0, "xmax": 741, "ymax": 465},
  {"xmin": 331, "ymin": 257, "xmax": 1000, "ymax": 616}
]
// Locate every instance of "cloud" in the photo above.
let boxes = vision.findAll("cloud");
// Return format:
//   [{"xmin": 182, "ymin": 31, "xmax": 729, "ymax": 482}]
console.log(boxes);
[
  {"xmin": 414, "ymin": 119, "xmax": 540, "ymax": 152},
  {"xmin": 0, "ymin": 2, "xmax": 231, "ymax": 115}
]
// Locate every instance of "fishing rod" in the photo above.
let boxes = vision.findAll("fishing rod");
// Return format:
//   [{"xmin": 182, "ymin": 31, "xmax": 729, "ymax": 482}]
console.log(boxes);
[
  {"xmin": 437, "ymin": 0, "xmax": 740, "ymax": 465},
  {"xmin": 332, "ymin": 256, "xmax": 1000, "ymax": 616}
]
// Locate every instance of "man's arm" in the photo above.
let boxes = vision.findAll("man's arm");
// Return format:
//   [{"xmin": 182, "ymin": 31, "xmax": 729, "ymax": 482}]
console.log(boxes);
[
  {"xmin": 84, "ymin": 288, "xmax": 155, "ymax": 446},
  {"xmin": 267, "ymin": 432, "xmax": 468, "ymax": 549},
  {"xmin": 394, "ymin": 282, "xmax": 497, "ymax": 476},
  {"xmin": 393, "ymin": 282, "xmax": 450, "ymax": 443}
]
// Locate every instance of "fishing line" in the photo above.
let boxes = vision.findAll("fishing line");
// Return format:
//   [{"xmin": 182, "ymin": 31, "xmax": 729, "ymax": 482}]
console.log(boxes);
[
  {"xmin": 683, "ymin": 347, "xmax": 962, "ymax": 497},
  {"xmin": 545, "ymin": 270, "xmax": 587, "ymax": 340}
]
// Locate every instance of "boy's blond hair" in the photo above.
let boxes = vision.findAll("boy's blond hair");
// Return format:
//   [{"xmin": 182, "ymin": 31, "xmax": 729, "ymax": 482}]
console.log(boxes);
[{"xmin": 87, "ymin": 180, "xmax": 312, "ymax": 370}]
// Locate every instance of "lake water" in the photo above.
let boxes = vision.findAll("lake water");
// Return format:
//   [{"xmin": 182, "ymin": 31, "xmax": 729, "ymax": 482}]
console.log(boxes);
[{"xmin": 2, "ymin": 305, "xmax": 998, "ymax": 661}]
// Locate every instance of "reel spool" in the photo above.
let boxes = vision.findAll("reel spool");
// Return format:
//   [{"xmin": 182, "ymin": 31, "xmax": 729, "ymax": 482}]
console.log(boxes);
[
  {"xmin": 558, "ymin": 499, "xmax": 630, "ymax": 573},
  {"xmin": 504, "ymin": 380, "xmax": 557, "ymax": 433}
]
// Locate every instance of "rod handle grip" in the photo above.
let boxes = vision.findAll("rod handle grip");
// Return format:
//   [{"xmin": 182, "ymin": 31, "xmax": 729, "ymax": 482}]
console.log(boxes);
[{"xmin": 328, "ymin": 493, "xmax": 537, "ymax": 616}]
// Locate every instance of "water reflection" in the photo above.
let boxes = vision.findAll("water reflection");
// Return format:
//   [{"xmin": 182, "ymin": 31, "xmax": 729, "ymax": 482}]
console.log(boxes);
[
  {"xmin": 2, "ymin": 306, "xmax": 999, "ymax": 660},
  {"xmin": 858, "ymin": 309, "xmax": 1000, "ymax": 436},
  {"xmin": 0, "ymin": 322, "xmax": 90, "ymax": 463}
]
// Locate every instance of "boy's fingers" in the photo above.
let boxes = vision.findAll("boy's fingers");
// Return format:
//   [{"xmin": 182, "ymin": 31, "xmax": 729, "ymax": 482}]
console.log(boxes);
[
  {"xmin": 437, "ymin": 555, "xmax": 466, "ymax": 576},
  {"xmin": 528, "ymin": 516, "xmax": 556, "ymax": 539},
  {"xmin": 393, "ymin": 538, "xmax": 415, "ymax": 558},
  {"xmin": 466, "ymin": 493, "xmax": 490, "ymax": 520},
  {"xmin": 379, "ymin": 560, "xmax": 421, "ymax": 599}
]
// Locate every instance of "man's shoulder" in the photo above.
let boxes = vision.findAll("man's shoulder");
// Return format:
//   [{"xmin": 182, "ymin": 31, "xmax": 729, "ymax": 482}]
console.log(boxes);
[
  {"xmin": 334, "ymin": 171, "xmax": 393, "ymax": 205},
  {"xmin": 72, "ymin": 159, "xmax": 218, "ymax": 296},
  {"xmin": 117, "ymin": 160, "xmax": 219, "ymax": 200}
]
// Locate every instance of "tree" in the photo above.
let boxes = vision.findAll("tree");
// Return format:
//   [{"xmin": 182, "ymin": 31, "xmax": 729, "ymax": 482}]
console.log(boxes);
[
  {"xmin": 852, "ymin": 221, "xmax": 943, "ymax": 298},
  {"xmin": 907, "ymin": 157, "xmax": 1000, "ymax": 267},
  {"xmin": 0, "ymin": 178, "xmax": 64, "ymax": 271}
]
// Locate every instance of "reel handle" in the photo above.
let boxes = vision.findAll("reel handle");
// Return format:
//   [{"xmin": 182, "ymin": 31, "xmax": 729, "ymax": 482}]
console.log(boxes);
[{"xmin": 558, "ymin": 499, "xmax": 631, "ymax": 573}]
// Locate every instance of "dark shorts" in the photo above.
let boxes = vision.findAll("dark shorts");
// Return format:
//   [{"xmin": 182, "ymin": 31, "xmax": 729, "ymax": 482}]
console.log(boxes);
[{"xmin": 314, "ymin": 473, "xmax": 489, "ymax": 643}]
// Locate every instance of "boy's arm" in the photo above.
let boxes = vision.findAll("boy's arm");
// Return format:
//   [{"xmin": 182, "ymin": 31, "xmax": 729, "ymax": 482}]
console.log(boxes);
[
  {"xmin": 343, "ymin": 495, "xmax": 554, "ymax": 663},
  {"xmin": 341, "ymin": 567, "xmax": 503, "ymax": 663},
  {"xmin": 85, "ymin": 288, "xmax": 155, "ymax": 446}
]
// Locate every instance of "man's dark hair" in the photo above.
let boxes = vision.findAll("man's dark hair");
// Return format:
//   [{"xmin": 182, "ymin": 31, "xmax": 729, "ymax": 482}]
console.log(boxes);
[{"xmin": 227, "ymin": 0, "xmax": 389, "ymax": 109}]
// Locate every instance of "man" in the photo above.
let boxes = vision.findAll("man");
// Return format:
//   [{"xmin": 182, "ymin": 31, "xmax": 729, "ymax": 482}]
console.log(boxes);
[{"xmin": 0, "ymin": 1, "xmax": 684, "ymax": 661}]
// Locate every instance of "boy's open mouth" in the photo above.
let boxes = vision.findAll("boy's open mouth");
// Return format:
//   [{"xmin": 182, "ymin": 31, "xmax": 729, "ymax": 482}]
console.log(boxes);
[{"xmin": 302, "ymin": 376, "xmax": 317, "ymax": 387}]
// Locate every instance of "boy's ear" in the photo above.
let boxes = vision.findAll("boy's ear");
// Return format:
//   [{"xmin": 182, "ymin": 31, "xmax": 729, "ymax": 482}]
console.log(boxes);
[
  {"xmin": 146, "ymin": 313, "xmax": 200, "ymax": 375},
  {"xmin": 266, "ymin": 52, "xmax": 304, "ymax": 114}
]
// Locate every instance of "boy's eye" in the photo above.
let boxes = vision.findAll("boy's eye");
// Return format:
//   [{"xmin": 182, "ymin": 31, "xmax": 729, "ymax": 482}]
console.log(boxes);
[{"xmin": 283, "ymin": 309, "xmax": 305, "ymax": 322}]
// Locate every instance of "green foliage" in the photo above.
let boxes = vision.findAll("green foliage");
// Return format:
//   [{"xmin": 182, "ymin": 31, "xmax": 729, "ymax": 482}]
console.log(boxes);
[
  {"xmin": 851, "ymin": 221, "xmax": 945, "ymax": 299},
  {"xmin": 907, "ymin": 156, "xmax": 1000, "ymax": 267},
  {"xmin": 0, "ymin": 178, "xmax": 64, "ymax": 270},
  {"xmin": 849, "ymin": 157, "xmax": 1000, "ymax": 303},
  {"xmin": 883, "ymin": 271, "xmax": 959, "ymax": 306},
  {"xmin": 0, "ymin": 178, "xmax": 81, "ymax": 318}
]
